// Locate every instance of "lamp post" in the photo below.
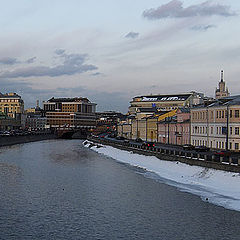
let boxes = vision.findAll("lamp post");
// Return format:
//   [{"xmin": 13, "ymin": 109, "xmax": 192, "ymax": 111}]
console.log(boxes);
[
  {"xmin": 167, "ymin": 117, "xmax": 170, "ymax": 144},
  {"xmin": 130, "ymin": 121, "xmax": 132, "ymax": 140},
  {"xmin": 136, "ymin": 118, "xmax": 138, "ymax": 138},
  {"xmin": 145, "ymin": 117, "xmax": 148, "ymax": 141},
  {"xmin": 226, "ymin": 104, "xmax": 229, "ymax": 151}
]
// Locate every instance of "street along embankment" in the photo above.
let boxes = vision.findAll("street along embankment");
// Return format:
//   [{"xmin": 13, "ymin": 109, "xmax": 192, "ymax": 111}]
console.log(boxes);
[
  {"xmin": 0, "ymin": 133, "xmax": 56, "ymax": 147},
  {"xmin": 88, "ymin": 137, "xmax": 240, "ymax": 173}
]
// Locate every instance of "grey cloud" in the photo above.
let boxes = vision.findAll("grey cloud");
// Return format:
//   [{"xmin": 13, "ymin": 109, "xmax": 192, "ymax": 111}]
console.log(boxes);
[
  {"xmin": 0, "ymin": 76, "xmax": 129, "ymax": 112},
  {"xmin": 125, "ymin": 32, "xmax": 139, "ymax": 39},
  {"xmin": 143, "ymin": 0, "xmax": 236, "ymax": 20},
  {"xmin": 191, "ymin": 24, "xmax": 216, "ymax": 31},
  {"xmin": 56, "ymin": 86, "xmax": 130, "ymax": 112},
  {"xmin": 55, "ymin": 49, "xmax": 66, "ymax": 55},
  {"xmin": 25, "ymin": 57, "xmax": 36, "ymax": 64},
  {"xmin": 0, "ymin": 57, "xmax": 19, "ymax": 65},
  {"xmin": 91, "ymin": 72, "xmax": 102, "ymax": 76},
  {"xmin": 0, "ymin": 51, "xmax": 98, "ymax": 78}
]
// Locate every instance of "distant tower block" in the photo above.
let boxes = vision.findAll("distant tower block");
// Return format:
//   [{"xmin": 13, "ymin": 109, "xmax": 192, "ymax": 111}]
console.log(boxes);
[{"xmin": 215, "ymin": 70, "xmax": 230, "ymax": 99}]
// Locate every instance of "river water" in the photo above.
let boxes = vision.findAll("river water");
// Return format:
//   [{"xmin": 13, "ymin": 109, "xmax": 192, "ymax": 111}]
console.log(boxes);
[{"xmin": 0, "ymin": 139, "xmax": 240, "ymax": 240}]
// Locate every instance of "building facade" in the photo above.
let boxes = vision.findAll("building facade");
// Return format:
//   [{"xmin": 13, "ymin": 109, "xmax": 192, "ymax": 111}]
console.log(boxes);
[
  {"xmin": 129, "ymin": 92, "xmax": 204, "ymax": 114},
  {"xmin": 158, "ymin": 108, "xmax": 190, "ymax": 145},
  {"xmin": 43, "ymin": 97, "xmax": 97, "ymax": 129},
  {"xmin": 0, "ymin": 93, "xmax": 24, "ymax": 120},
  {"xmin": 191, "ymin": 96, "xmax": 240, "ymax": 151}
]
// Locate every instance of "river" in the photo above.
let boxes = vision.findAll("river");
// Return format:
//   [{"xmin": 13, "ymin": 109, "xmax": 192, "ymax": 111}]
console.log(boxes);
[{"xmin": 0, "ymin": 139, "xmax": 240, "ymax": 240}]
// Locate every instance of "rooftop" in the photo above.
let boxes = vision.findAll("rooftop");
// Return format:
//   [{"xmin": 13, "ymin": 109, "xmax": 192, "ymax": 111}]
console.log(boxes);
[
  {"xmin": 132, "ymin": 93, "xmax": 195, "ymax": 102},
  {"xmin": 46, "ymin": 97, "xmax": 90, "ymax": 103},
  {"xmin": 0, "ymin": 92, "xmax": 22, "ymax": 98}
]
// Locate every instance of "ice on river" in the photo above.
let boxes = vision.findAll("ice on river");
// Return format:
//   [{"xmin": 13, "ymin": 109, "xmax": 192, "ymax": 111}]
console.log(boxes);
[{"xmin": 84, "ymin": 141, "xmax": 240, "ymax": 212}]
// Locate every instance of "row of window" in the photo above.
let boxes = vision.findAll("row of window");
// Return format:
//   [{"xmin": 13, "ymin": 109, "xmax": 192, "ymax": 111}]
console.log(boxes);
[
  {"xmin": 159, "ymin": 126, "xmax": 189, "ymax": 133},
  {"xmin": 193, "ymin": 126, "xmax": 240, "ymax": 135},
  {"xmin": 216, "ymin": 110, "xmax": 239, "ymax": 119},
  {"xmin": 192, "ymin": 109, "xmax": 240, "ymax": 120},
  {"xmin": 0, "ymin": 99, "xmax": 20, "ymax": 103},
  {"xmin": 193, "ymin": 140, "xmax": 239, "ymax": 150}
]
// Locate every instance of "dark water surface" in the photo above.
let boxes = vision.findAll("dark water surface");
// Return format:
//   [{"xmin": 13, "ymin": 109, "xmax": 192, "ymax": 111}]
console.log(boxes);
[{"xmin": 0, "ymin": 140, "xmax": 240, "ymax": 240}]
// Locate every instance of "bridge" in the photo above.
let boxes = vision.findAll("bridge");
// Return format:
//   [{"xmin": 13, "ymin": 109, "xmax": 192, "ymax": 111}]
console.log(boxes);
[{"xmin": 55, "ymin": 127, "xmax": 92, "ymax": 139}]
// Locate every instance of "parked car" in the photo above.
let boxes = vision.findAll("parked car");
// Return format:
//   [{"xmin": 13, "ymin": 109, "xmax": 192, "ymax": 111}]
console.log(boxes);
[
  {"xmin": 109, "ymin": 132, "xmax": 117, "ymax": 138},
  {"xmin": 116, "ymin": 136, "xmax": 125, "ymax": 140},
  {"xmin": 142, "ymin": 141, "xmax": 156, "ymax": 148},
  {"xmin": 135, "ymin": 138, "xmax": 143, "ymax": 143},
  {"xmin": 195, "ymin": 146, "xmax": 210, "ymax": 152},
  {"xmin": 123, "ymin": 139, "xmax": 130, "ymax": 144},
  {"xmin": 214, "ymin": 150, "xmax": 231, "ymax": 157},
  {"xmin": 182, "ymin": 144, "xmax": 195, "ymax": 150}
]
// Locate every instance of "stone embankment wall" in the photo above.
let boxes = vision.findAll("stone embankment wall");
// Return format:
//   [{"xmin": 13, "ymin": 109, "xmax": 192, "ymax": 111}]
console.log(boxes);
[
  {"xmin": 0, "ymin": 133, "xmax": 56, "ymax": 147},
  {"xmin": 88, "ymin": 137, "xmax": 240, "ymax": 173}
]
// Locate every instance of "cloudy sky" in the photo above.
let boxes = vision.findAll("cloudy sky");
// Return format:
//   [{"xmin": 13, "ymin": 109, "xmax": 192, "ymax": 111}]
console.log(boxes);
[{"xmin": 0, "ymin": 0, "xmax": 239, "ymax": 112}]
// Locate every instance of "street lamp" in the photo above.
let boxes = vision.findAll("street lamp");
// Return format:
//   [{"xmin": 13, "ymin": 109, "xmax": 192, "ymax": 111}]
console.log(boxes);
[
  {"xmin": 145, "ymin": 117, "xmax": 148, "ymax": 141},
  {"xmin": 226, "ymin": 104, "xmax": 229, "ymax": 151}
]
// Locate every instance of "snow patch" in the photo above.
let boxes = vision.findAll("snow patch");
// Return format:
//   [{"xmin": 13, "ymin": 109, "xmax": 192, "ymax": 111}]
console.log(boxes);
[{"xmin": 84, "ymin": 141, "xmax": 240, "ymax": 211}]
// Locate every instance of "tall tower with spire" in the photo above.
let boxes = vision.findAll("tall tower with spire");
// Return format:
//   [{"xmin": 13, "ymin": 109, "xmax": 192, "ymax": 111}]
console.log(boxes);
[{"xmin": 215, "ymin": 70, "xmax": 230, "ymax": 99}]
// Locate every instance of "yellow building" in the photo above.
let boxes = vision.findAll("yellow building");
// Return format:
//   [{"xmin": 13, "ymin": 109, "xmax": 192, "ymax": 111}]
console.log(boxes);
[{"xmin": 0, "ymin": 93, "xmax": 24, "ymax": 120}]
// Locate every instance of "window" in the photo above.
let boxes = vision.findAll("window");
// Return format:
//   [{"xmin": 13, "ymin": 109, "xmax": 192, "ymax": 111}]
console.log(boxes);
[
  {"xmin": 235, "ymin": 110, "xmax": 239, "ymax": 118},
  {"xmin": 230, "ymin": 110, "xmax": 233, "ymax": 118},
  {"xmin": 211, "ymin": 127, "xmax": 213, "ymax": 134},
  {"xmin": 217, "ymin": 111, "xmax": 218, "ymax": 118},
  {"xmin": 230, "ymin": 127, "xmax": 232, "ymax": 135},
  {"xmin": 235, "ymin": 127, "xmax": 239, "ymax": 135},
  {"xmin": 222, "ymin": 111, "xmax": 224, "ymax": 118},
  {"xmin": 235, "ymin": 143, "xmax": 239, "ymax": 150},
  {"xmin": 230, "ymin": 142, "xmax": 232, "ymax": 150}
]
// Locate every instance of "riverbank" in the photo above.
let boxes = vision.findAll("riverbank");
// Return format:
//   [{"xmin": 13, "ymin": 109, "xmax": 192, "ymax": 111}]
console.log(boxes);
[
  {"xmin": 84, "ymin": 140, "xmax": 240, "ymax": 212},
  {"xmin": 88, "ymin": 137, "xmax": 240, "ymax": 173},
  {"xmin": 0, "ymin": 133, "xmax": 56, "ymax": 147}
]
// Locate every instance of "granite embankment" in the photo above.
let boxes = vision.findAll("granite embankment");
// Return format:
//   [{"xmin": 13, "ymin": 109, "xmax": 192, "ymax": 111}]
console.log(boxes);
[{"xmin": 0, "ymin": 133, "xmax": 56, "ymax": 147}]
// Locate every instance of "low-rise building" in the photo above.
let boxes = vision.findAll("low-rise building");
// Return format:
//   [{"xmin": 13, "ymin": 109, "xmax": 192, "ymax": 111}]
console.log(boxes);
[
  {"xmin": 158, "ymin": 108, "xmax": 190, "ymax": 145},
  {"xmin": 0, "ymin": 112, "xmax": 21, "ymax": 131}
]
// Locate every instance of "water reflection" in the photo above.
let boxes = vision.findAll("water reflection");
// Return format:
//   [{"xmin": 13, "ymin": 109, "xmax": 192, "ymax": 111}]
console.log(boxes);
[{"xmin": 0, "ymin": 139, "xmax": 240, "ymax": 240}]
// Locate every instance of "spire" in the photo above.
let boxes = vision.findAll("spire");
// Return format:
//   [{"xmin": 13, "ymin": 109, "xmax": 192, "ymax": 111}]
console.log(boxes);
[{"xmin": 221, "ymin": 70, "xmax": 224, "ymax": 82}]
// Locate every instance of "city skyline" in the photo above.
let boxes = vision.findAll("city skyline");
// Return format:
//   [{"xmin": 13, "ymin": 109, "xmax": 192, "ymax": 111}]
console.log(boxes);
[{"xmin": 0, "ymin": 0, "xmax": 239, "ymax": 112}]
